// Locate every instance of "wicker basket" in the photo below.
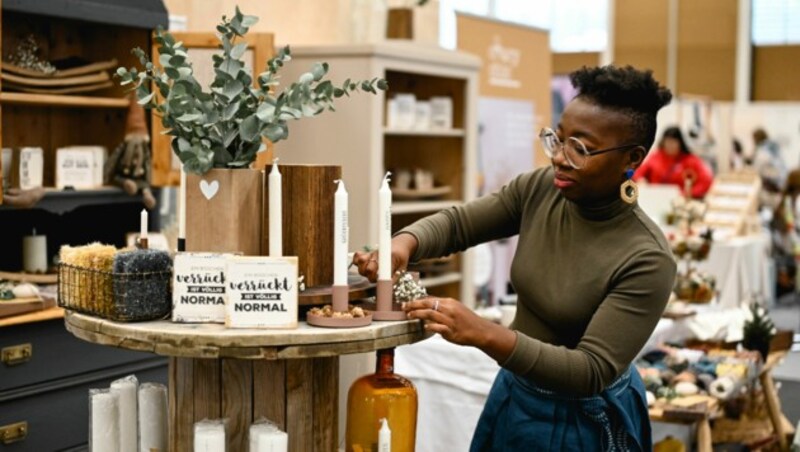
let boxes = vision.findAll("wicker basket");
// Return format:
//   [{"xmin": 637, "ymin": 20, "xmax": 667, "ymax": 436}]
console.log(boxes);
[{"xmin": 58, "ymin": 263, "xmax": 171, "ymax": 322}]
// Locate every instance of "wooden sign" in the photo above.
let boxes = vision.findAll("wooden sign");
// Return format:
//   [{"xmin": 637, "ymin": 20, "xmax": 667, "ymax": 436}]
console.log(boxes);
[
  {"xmin": 56, "ymin": 146, "xmax": 105, "ymax": 189},
  {"xmin": 225, "ymin": 256, "xmax": 298, "ymax": 329},
  {"xmin": 172, "ymin": 253, "xmax": 231, "ymax": 323},
  {"xmin": 6, "ymin": 147, "xmax": 44, "ymax": 190}
]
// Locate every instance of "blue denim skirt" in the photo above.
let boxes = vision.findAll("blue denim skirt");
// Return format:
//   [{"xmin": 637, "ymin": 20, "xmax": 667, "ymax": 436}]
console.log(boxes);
[{"xmin": 470, "ymin": 367, "xmax": 651, "ymax": 452}]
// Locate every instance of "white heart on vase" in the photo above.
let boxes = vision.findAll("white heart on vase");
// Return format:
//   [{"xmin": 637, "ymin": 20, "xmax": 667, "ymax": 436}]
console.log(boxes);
[{"xmin": 200, "ymin": 179, "xmax": 220, "ymax": 200}]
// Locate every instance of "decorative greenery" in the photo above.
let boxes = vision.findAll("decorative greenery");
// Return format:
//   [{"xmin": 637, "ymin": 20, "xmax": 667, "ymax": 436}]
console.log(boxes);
[
  {"xmin": 116, "ymin": 7, "xmax": 387, "ymax": 175},
  {"xmin": 742, "ymin": 302, "xmax": 775, "ymax": 360}
]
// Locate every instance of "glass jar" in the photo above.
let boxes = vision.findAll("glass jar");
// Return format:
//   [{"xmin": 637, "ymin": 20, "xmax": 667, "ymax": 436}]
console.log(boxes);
[{"xmin": 346, "ymin": 348, "xmax": 418, "ymax": 452}]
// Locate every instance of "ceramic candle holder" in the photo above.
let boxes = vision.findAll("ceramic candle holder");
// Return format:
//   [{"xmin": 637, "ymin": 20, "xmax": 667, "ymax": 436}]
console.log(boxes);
[{"xmin": 373, "ymin": 279, "xmax": 406, "ymax": 321}]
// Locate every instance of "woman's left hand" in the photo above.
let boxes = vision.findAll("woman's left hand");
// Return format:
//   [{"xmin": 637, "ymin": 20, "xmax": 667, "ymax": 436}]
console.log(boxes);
[{"xmin": 403, "ymin": 297, "xmax": 488, "ymax": 347}]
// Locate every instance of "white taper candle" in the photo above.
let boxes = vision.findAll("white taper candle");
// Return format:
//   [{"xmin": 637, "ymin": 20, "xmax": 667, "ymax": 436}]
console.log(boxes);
[
  {"xmin": 378, "ymin": 172, "xmax": 392, "ymax": 281},
  {"xmin": 334, "ymin": 179, "xmax": 349, "ymax": 286},
  {"xmin": 269, "ymin": 159, "xmax": 283, "ymax": 257}
]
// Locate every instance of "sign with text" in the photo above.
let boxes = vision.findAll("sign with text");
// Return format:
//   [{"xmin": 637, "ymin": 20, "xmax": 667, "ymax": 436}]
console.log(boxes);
[
  {"xmin": 172, "ymin": 252, "xmax": 232, "ymax": 323},
  {"xmin": 225, "ymin": 256, "xmax": 298, "ymax": 329}
]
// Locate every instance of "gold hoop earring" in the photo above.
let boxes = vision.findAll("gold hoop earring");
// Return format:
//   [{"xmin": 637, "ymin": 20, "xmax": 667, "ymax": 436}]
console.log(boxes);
[{"xmin": 620, "ymin": 179, "xmax": 638, "ymax": 204}]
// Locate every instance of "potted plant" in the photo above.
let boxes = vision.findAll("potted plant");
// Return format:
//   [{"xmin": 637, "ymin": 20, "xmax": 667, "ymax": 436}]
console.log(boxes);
[{"xmin": 117, "ymin": 8, "xmax": 386, "ymax": 254}]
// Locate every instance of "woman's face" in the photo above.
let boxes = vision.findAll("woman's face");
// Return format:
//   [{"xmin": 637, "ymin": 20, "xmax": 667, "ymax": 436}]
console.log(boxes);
[
  {"xmin": 663, "ymin": 137, "xmax": 681, "ymax": 156},
  {"xmin": 552, "ymin": 97, "xmax": 643, "ymax": 205}
]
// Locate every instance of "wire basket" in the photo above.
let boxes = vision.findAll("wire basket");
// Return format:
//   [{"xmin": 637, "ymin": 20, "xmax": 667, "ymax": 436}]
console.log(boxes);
[{"xmin": 58, "ymin": 263, "xmax": 172, "ymax": 322}]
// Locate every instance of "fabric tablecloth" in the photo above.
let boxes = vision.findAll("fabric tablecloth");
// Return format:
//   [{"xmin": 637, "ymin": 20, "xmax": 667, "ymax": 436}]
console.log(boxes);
[{"xmin": 695, "ymin": 232, "xmax": 772, "ymax": 308}]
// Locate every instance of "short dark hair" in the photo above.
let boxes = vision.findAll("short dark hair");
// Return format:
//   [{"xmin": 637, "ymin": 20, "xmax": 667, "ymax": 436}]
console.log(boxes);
[
  {"xmin": 660, "ymin": 126, "xmax": 691, "ymax": 154},
  {"xmin": 569, "ymin": 65, "xmax": 672, "ymax": 150}
]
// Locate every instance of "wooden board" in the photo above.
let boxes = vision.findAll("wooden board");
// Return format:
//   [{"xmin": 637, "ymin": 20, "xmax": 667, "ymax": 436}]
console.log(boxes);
[
  {"xmin": 193, "ymin": 358, "xmax": 221, "ymax": 421},
  {"xmin": 312, "ymin": 357, "xmax": 338, "ymax": 452},
  {"xmin": 169, "ymin": 357, "xmax": 194, "ymax": 452},
  {"xmin": 0, "ymin": 296, "xmax": 55, "ymax": 318},
  {"xmin": 64, "ymin": 311, "xmax": 425, "ymax": 359},
  {"xmin": 0, "ymin": 271, "xmax": 58, "ymax": 284},
  {"xmin": 2, "ymin": 59, "xmax": 118, "ymax": 78},
  {"xmin": 222, "ymin": 359, "xmax": 253, "ymax": 450},
  {"xmin": 2, "ymin": 80, "xmax": 113, "ymax": 94},
  {"xmin": 1, "ymin": 70, "xmax": 109, "ymax": 87},
  {"xmin": 0, "ymin": 306, "xmax": 63, "ymax": 327},
  {"xmin": 286, "ymin": 359, "xmax": 313, "ymax": 452},
  {"xmin": 253, "ymin": 360, "xmax": 287, "ymax": 430}
]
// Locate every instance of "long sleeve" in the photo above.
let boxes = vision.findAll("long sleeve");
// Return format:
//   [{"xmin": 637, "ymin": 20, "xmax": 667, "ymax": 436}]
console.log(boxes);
[
  {"xmin": 400, "ymin": 171, "xmax": 537, "ymax": 261},
  {"xmin": 501, "ymin": 248, "xmax": 676, "ymax": 397},
  {"xmin": 689, "ymin": 155, "xmax": 713, "ymax": 198}
]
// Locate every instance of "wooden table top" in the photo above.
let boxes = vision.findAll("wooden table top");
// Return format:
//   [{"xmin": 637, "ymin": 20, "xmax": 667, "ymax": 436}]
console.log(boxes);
[
  {"xmin": 0, "ymin": 307, "xmax": 64, "ymax": 328},
  {"xmin": 64, "ymin": 311, "xmax": 427, "ymax": 360}
]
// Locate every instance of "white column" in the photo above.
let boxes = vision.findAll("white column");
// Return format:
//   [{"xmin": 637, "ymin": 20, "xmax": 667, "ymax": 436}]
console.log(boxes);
[{"xmin": 735, "ymin": 0, "xmax": 753, "ymax": 104}]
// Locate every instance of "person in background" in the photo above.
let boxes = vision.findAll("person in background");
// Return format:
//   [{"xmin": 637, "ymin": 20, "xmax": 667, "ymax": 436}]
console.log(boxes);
[
  {"xmin": 730, "ymin": 139, "xmax": 746, "ymax": 171},
  {"xmin": 633, "ymin": 126, "xmax": 714, "ymax": 198},
  {"xmin": 771, "ymin": 169, "xmax": 800, "ymax": 300},
  {"xmin": 753, "ymin": 128, "xmax": 787, "ymax": 210}
]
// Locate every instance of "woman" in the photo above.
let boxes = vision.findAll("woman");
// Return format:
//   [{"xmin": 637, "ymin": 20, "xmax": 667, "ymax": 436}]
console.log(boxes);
[
  {"xmin": 354, "ymin": 66, "xmax": 676, "ymax": 451},
  {"xmin": 634, "ymin": 126, "xmax": 713, "ymax": 198}
]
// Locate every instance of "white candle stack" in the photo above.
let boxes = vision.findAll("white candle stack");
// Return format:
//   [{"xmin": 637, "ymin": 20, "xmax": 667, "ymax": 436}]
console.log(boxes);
[
  {"xmin": 110, "ymin": 376, "xmax": 139, "ymax": 452},
  {"xmin": 333, "ymin": 179, "xmax": 349, "ymax": 287},
  {"xmin": 22, "ymin": 229, "xmax": 47, "ymax": 273},
  {"xmin": 249, "ymin": 421, "xmax": 288, "ymax": 452},
  {"xmin": 378, "ymin": 172, "xmax": 392, "ymax": 281},
  {"xmin": 269, "ymin": 160, "xmax": 283, "ymax": 257},
  {"xmin": 90, "ymin": 389, "xmax": 120, "ymax": 452},
  {"xmin": 138, "ymin": 383, "xmax": 168, "ymax": 452},
  {"xmin": 194, "ymin": 420, "xmax": 226, "ymax": 452}
]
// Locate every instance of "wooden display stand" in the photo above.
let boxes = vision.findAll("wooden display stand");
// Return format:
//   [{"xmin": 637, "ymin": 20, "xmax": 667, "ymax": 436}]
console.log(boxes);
[{"xmin": 65, "ymin": 312, "xmax": 425, "ymax": 451}]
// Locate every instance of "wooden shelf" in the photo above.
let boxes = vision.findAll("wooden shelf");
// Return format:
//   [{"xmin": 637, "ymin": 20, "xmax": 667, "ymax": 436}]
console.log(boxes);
[
  {"xmin": 384, "ymin": 128, "xmax": 465, "ymax": 137},
  {"xmin": 0, "ymin": 187, "xmax": 155, "ymax": 214},
  {"xmin": 0, "ymin": 92, "xmax": 129, "ymax": 108},
  {"xmin": 393, "ymin": 200, "xmax": 461, "ymax": 214},
  {"xmin": 419, "ymin": 272, "xmax": 462, "ymax": 288}
]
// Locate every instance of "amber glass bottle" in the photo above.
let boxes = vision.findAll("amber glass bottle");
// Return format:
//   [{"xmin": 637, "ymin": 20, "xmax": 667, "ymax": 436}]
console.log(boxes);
[{"xmin": 346, "ymin": 348, "xmax": 418, "ymax": 452}]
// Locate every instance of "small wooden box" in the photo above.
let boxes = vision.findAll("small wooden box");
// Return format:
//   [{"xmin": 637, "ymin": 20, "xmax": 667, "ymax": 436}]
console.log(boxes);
[{"xmin": 224, "ymin": 256, "xmax": 298, "ymax": 329}]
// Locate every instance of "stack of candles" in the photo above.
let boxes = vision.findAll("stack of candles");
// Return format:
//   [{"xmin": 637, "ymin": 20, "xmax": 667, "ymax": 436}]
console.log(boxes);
[
  {"xmin": 249, "ymin": 421, "xmax": 288, "ymax": 452},
  {"xmin": 89, "ymin": 376, "xmax": 167, "ymax": 452},
  {"xmin": 194, "ymin": 420, "xmax": 226, "ymax": 451}
]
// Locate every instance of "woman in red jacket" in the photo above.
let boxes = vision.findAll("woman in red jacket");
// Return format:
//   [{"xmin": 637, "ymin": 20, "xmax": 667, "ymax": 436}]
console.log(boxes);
[{"xmin": 634, "ymin": 126, "xmax": 713, "ymax": 198}]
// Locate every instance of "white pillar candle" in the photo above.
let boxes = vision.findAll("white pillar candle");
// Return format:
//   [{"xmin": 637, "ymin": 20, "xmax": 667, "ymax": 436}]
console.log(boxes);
[
  {"xmin": 378, "ymin": 172, "xmax": 392, "ymax": 281},
  {"xmin": 194, "ymin": 421, "xmax": 225, "ymax": 452},
  {"xmin": 249, "ymin": 423, "xmax": 288, "ymax": 452},
  {"xmin": 179, "ymin": 167, "xmax": 187, "ymax": 239},
  {"xmin": 140, "ymin": 209, "xmax": 148, "ymax": 240},
  {"xmin": 138, "ymin": 383, "xmax": 168, "ymax": 452},
  {"xmin": 269, "ymin": 160, "xmax": 283, "ymax": 257},
  {"xmin": 90, "ymin": 389, "xmax": 120, "ymax": 452},
  {"xmin": 334, "ymin": 180, "xmax": 349, "ymax": 286},
  {"xmin": 378, "ymin": 418, "xmax": 391, "ymax": 452},
  {"xmin": 110, "ymin": 376, "xmax": 138, "ymax": 452},
  {"xmin": 22, "ymin": 229, "xmax": 47, "ymax": 273}
]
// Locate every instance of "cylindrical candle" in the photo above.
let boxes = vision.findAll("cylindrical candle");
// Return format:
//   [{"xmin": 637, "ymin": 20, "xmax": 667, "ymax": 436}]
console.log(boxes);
[
  {"xmin": 334, "ymin": 180, "xmax": 349, "ymax": 286},
  {"xmin": 22, "ymin": 229, "xmax": 47, "ymax": 273},
  {"xmin": 140, "ymin": 209, "xmax": 148, "ymax": 239},
  {"xmin": 179, "ymin": 167, "xmax": 187, "ymax": 251},
  {"xmin": 138, "ymin": 383, "xmax": 168, "ymax": 452},
  {"xmin": 90, "ymin": 389, "xmax": 120, "ymax": 452},
  {"xmin": 269, "ymin": 160, "xmax": 283, "ymax": 257},
  {"xmin": 194, "ymin": 421, "xmax": 225, "ymax": 452},
  {"xmin": 249, "ymin": 423, "xmax": 288, "ymax": 452},
  {"xmin": 111, "ymin": 376, "xmax": 138, "ymax": 452},
  {"xmin": 378, "ymin": 172, "xmax": 392, "ymax": 281}
]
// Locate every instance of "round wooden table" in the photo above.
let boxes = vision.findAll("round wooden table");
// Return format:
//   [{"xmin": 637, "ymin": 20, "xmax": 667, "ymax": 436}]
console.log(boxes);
[{"xmin": 65, "ymin": 311, "xmax": 425, "ymax": 452}]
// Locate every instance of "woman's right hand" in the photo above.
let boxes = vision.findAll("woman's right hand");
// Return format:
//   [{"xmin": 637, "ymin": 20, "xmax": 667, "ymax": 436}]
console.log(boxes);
[{"xmin": 352, "ymin": 233, "xmax": 418, "ymax": 282}]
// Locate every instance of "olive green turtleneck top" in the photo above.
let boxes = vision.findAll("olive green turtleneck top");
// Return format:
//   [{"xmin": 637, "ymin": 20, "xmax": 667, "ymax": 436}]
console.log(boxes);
[{"xmin": 401, "ymin": 167, "xmax": 676, "ymax": 397}]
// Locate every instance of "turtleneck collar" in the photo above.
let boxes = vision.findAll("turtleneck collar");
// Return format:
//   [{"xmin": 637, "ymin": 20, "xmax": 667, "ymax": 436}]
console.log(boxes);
[{"xmin": 568, "ymin": 195, "xmax": 636, "ymax": 222}]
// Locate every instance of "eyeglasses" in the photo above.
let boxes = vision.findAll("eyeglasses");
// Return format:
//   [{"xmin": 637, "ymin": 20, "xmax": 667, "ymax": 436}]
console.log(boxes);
[{"xmin": 539, "ymin": 127, "xmax": 642, "ymax": 170}]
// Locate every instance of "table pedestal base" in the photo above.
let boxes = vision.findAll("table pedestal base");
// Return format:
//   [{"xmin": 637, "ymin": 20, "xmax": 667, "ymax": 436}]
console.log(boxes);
[{"xmin": 169, "ymin": 356, "xmax": 338, "ymax": 452}]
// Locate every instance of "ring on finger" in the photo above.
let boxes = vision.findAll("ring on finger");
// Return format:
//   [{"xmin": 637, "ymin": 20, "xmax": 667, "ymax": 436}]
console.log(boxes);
[{"xmin": 433, "ymin": 299, "xmax": 440, "ymax": 312}]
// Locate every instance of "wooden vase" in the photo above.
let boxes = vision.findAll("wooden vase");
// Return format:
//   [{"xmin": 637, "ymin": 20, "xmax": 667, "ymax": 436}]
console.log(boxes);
[
  {"xmin": 263, "ymin": 164, "xmax": 341, "ymax": 289},
  {"xmin": 386, "ymin": 8, "xmax": 413, "ymax": 40},
  {"xmin": 186, "ymin": 168, "xmax": 264, "ymax": 255}
]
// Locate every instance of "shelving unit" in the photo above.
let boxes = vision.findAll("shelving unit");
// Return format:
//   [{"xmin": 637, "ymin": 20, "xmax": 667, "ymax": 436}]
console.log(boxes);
[
  {"xmin": 276, "ymin": 41, "xmax": 480, "ymax": 305},
  {"xmin": 0, "ymin": 187, "xmax": 156, "ymax": 214}
]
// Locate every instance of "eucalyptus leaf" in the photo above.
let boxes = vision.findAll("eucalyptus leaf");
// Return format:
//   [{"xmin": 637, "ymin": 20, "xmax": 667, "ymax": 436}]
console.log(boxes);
[
  {"xmin": 223, "ymin": 80, "xmax": 244, "ymax": 99},
  {"xmin": 230, "ymin": 42, "xmax": 248, "ymax": 60},
  {"xmin": 137, "ymin": 92, "xmax": 155, "ymax": 105},
  {"xmin": 239, "ymin": 115, "xmax": 261, "ymax": 142}
]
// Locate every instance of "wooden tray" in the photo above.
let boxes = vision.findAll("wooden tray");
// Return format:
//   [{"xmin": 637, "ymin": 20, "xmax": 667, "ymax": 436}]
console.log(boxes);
[
  {"xmin": 392, "ymin": 186, "xmax": 452, "ymax": 200},
  {"xmin": 0, "ymin": 296, "xmax": 56, "ymax": 318}
]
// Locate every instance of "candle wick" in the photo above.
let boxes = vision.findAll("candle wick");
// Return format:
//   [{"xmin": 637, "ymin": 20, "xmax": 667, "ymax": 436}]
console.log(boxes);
[
  {"xmin": 382, "ymin": 171, "xmax": 392, "ymax": 184},
  {"xmin": 272, "ymin": 157, "xmax": 279, "ymax": 164}
]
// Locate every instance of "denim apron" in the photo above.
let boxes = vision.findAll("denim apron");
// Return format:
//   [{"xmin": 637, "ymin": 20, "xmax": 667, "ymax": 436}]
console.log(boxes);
[{"xmin": 470, "ymin": 366, "xmax": 651, "ymax": 452}]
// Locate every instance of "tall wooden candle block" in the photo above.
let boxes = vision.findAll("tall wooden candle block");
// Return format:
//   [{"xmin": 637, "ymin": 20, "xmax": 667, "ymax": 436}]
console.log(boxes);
[
  {"xmin": 186, "ymin": 168, "xmax": 264, "ymax": 256},
  {"xmin": 263, "ymin": 164, "xmax": 341, "ymax": 289}
]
